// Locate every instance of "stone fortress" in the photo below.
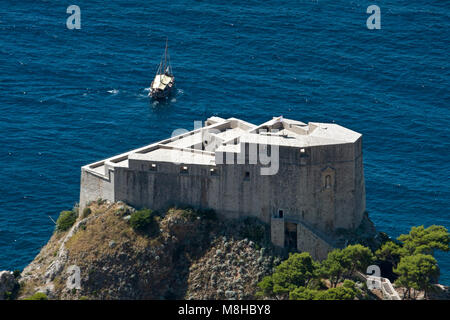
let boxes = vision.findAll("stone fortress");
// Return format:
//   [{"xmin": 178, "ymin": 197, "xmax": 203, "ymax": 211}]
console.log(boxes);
[{"xmin": 80, "ymin": 116, "xmax": 366, "ymax": 260}]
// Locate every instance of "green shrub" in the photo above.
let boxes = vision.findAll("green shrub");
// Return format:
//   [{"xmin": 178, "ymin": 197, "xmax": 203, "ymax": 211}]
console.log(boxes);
[
  {"xmin": 289, "ymin": 287, "xmax": 319, "ymax": 300},
  {"xmin": 256, "ymin": 276, "xmax": 274, "ymax": 298},
  {"xmin": 79, "ymin": 296, "xmax": 89, "ymax": 300},
  {"xmin": 82, "ymin": 207, "xmax": 92, "ymax": 218},
  {"xmin": 272, "ymin": 252, "xmax": 318, "ymax": 295},
  {"xmin": 315, "ymin": 285, "xmax": 357, "ymax": 300},
  {"xmin": 394, "ymin": 254, "xmax": 439, "ymax": 299},
  {"xmin": 130, "ymin": 209, "xmax": 159, "ymax": 236},
  {"xmin": 290, "ymin": 281, "xmax": 359, "ymax": 300},
  {"xmin": 56, "ymin": 210, "xmax": 78, "ymax": 232},
  {"xmin": 180, "ymin": 207, "xmax": 217, "ymax": 221},
  {"xmin": 130, "ymin": 209, "xmax": 152, "ymax": 230},
  {"xmin": 257, "ymin": 252, "xmax": 319, "ymax": 298},
  {"xmin": 398, "ymin": 225, "xmax": 449, "ymax": 256},
  {"xmin": 320, "ymin": 245, "xmax": 374, "ymax": 287},
  {"xmin": 239, "ymin": 218, "xmax": 267, "ymax": 244},
  {"xmin": 25, "ymin": 292, "xmax": 48, "ymax": 300}
]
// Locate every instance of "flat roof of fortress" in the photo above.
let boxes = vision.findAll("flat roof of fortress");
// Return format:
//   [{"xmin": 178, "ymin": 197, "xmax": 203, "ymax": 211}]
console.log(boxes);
[{"xmin": 83, "ymin": 116, "xmax": 361, "ymax": 177}]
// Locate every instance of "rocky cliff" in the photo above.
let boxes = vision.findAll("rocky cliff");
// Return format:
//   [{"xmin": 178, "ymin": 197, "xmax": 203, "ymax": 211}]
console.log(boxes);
[{"xmin": 14, "ymin": 201, "xmax": 277, "ymax": 300}]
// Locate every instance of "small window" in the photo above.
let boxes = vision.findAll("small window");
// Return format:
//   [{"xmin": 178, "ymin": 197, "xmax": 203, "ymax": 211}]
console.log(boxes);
[
  {"xmin": 244, "ymin": 171, "xmax": 250, "ymax": 180},
  {"xmin": 150, "ymin": 163, "xmax": 157, "ymax": 171},
  {"xmin": 210, "ymin": 168, "xmax": 218, "ymax": 176},
  {"xmin": 180, "ymin": 166, "xmax": 189, "ymax": 174},
  {"xmin": 278, "ymin": 209, "xmax": 284, "ymax": 218}
]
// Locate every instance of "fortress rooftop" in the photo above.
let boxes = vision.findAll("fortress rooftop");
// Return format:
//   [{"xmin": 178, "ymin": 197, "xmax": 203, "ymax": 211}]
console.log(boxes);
[{"xmin": 83, "ymin": 116, "xmax": 361, "ymax": 177}]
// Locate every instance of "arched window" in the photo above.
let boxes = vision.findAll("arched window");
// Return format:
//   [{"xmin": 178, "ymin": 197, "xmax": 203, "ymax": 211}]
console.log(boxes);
[{"xmin": 325, "ymin": 175, "xmax": 332, "ymax": 189}]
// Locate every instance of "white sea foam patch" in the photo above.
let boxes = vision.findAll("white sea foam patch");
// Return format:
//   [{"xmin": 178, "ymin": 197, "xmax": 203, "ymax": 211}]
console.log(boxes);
[
  {"xmin": 143, "ymin": 87, "xmax": 151, "ymax": 92},
  {"xmin": 107, "ymin": 89, "xmax": 119, "ymax": 94}
]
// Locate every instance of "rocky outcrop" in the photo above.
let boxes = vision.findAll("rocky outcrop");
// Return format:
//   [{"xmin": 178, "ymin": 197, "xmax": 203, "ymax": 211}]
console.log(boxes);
[
  {"xmin": 0, "ymin": 271, "xmax": 17, "ymax": 300},
  {"xmin": 18, "ymin": 202, "xmax": 279, "ymax": 300},
  {"xmin": 186, "ymin": 237, "xmax": 277, "ymax": 299}
]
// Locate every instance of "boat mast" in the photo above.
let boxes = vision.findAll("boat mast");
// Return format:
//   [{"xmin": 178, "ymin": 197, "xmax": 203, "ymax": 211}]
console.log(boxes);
[
  {"xmin": 167, "ymin": 41, "xmax": 172, "ymax": 75},
  {"xmin": 163, "ymin": 38, "xmax": 168, "ymax": 74}
]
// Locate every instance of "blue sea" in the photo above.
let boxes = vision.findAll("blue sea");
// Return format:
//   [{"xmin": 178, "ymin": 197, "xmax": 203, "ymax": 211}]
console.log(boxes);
[{"xmin": 0, "ymin": 1, "xmax": 449, "ymax": 285}]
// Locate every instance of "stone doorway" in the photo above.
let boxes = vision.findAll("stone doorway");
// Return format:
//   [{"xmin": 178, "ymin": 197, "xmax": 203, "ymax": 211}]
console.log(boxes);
[{"xmin": 284, "ymin": 222, "xmax": 297, "ymax": 250}]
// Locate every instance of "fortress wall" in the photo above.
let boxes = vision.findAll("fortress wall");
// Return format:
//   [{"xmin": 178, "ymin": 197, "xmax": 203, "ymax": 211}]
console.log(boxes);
[
  {"xmin": 79, "ymin": 168, "xmax": 115, "ymax": 210},
  {"xmin": 309, "ymin": 143, "xmax": 356, "ymax": 164},
  {"xmin": 214, "ymin": 145, "xmax": 309, "ymax": 223},
  {"xmin": 212, "ymin": 142, "xmax": 364, "ymax": 233},
  {"xmin": 310, "ymin": 143, "xmax": 364, "ymax": 231},
  {"xmin": 353, "ymin": 137, "xmax": 366, "ymax": 227},
  {"xmin": 216, "ymin": 162, "xmax": 262, "ymax": 221},
  {"xmin": 270, "ymin": 217, "xmax": 284, "ymax": 247},
  {"xmin": 214, "ymin": 145, "xmax": 308, "ymax": 223},
  {"xmin": 90, "ymin": 140, "xmax": 365, "ymax": 235},
  {"xmin": 296, "ymin": 222, "xmax": 334, "ymax": 261},
  {"xmin": 113, "ymin": 160, "xmax": 221, "ymax": 213},
  {"xmin": 256, "ymin": 144, "xmax": 362, "ymax": 233}
]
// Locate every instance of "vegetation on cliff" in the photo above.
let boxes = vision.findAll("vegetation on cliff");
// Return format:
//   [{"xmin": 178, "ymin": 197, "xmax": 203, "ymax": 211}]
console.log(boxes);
[
  {"xmin": 55, "ymin": 210, "xmax": 78, "ymax": 232},
  {"xmin": 7, "ymin": 200, "xmax": 449, "ymax": 301},
  {"xmin": 256, "ymin": 246, "xmax": 373, "ymax": 300},
  {"xmin": 375, "ymin": 225, "xmax": 449, "ymax": 299},
  {"xmin": 16, "ymin": 201, "xmax": 277, "ymax": 300},
  {"xmin": 256, "ymin": 225, "xmax": 449, "ymax": 300}
]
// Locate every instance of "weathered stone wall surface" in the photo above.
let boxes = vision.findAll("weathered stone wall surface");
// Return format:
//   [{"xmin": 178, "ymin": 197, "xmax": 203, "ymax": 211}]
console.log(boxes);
[
  {"xmin": 296, "ymin": 222, "xmax": 334, "ymax": 261},
  {"xmin": 270, "ymin": 218, "xmax": 284, "ymax": 247},
  {"xmin": 79, "ymin": 167, "xmax": 115, "ymax": 210},
  {"xmin": 113, "ymin": 161, "xmax": 221, "ymax": 212}
]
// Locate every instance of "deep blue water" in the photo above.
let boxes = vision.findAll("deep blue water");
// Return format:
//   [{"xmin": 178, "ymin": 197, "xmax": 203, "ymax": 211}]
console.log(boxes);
[{"xmin": 0, "ymin": 1, "xmax": 449, "ymax": 285}]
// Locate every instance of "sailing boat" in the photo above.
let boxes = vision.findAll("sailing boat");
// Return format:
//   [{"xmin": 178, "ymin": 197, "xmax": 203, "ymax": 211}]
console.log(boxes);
[{"xmin": 149, "ymin": 39, "xmax": 175, "ymax": 99}]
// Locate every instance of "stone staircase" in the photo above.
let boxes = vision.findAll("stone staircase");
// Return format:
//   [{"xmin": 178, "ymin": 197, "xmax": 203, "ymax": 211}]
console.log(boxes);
[{"xmin": 356, "ymin": 271, "xmax": 401, "ymax": 300}]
